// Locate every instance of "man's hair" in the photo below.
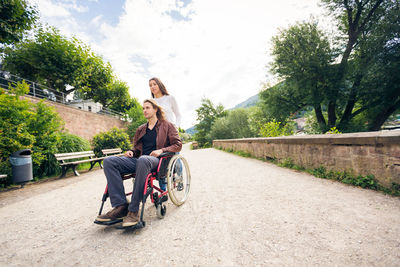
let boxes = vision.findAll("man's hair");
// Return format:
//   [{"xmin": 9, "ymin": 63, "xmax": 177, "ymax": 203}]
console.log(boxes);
[
  {"xmin": 143, "ymin": 99, "xmax": 166, "ymax": 121},
  {"xmin": 149, "ymin": 77, "xmax": 169, "ymax": 98}
]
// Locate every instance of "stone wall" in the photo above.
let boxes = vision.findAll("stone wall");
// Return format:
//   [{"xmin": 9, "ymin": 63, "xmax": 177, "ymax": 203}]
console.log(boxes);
[
  {"xmin": 25, "ymin": 96, "xmax": 128, "ymax": 140},
  {"xmin": 213, "ymin": 131, "xmax": 400, "ymax": 188}
]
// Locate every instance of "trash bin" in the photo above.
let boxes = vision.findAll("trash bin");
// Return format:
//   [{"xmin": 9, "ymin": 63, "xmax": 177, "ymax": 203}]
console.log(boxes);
[{"xmin": 9, "ymin": 149, "xmax": 33, "ymax": 185}]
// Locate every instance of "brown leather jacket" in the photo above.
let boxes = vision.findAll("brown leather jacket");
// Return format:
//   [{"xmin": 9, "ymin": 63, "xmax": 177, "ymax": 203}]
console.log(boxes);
[{"xmin": 131, "ymin": 119, "xmax": 182, "ymax": 158}]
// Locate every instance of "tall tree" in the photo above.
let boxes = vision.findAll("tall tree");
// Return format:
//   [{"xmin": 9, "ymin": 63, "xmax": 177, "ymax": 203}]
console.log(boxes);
[
  {"xmin": 1, "ymin": 27, "xmax": 113, "ymax": 99},
  {"xmin": 194, "ymin": 98, "xmax": 227, "ymax": 147},
  {"xmin": 270, "ymin": 22, "xmax": 334, "ymax": 130},
  {"xmin": 264, "ymin": 0, "xmax": 399, "ymax": 132},
  {"xmin": 0, "ymin": 0, "xmax": 37, "ymax": 45}
]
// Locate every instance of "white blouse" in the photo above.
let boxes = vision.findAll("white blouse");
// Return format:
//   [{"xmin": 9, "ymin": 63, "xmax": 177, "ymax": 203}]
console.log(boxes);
[{"xmin": 153, "ymin": 95, "xmax": 182, "ymax": 127}]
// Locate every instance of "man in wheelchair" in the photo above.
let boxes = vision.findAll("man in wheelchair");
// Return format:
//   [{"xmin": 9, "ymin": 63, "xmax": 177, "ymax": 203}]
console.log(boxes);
[{"xmin": 95, "ymin": 99, "xmax": 182, "ymax": 227}]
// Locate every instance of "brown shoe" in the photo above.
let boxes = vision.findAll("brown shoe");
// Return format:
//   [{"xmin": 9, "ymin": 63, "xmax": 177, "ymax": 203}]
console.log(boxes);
[
  {"xmin": 96, "ymin": 204, "xmax": 128, "ymax": 222},
  {"xmin": 122, "ymin": 211, "xmax": 139, "ymax": 227}
]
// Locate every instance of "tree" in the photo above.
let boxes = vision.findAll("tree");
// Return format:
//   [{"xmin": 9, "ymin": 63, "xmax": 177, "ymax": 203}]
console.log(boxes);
[
  {"xmin": 265, "ymin": 0, "xmax": 399, "ymax": 132},
  {"xmin": 258, "ymin": 81, "xmax": 308, "ymax": 124},
  {"xmin": 1, "ymin": 27, "xmax": 113, "ymax": 99},
  {"xmin": 270, "ymin": 21, "xmax": 335, "ymax": 131},
  {"xmin": 0, "ymin": 0, "xmax": 37, "ymax": 45},
  {"xmin": 193, "ymin": 98, "xmax": 227, "ymax": 147},
  {"xmin": 126, "ymin": 98, "xmax": 147, "ymax": 138},
  {"xmin": 210, "ymin": 108, "xmax": 257, "ymax": 140},
  {"xmin": 75, "ymin": 54, "xmax": 113, "ymax": 105},
  {"xmin": 82, "ymin": 78, "xmax": 135, "ymax": 113}
]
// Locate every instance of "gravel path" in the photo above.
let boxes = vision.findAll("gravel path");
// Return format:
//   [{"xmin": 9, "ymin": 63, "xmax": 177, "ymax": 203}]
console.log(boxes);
[{"xmin": 1, "ymin": 144, "xmax": 399, "ymax": 266}]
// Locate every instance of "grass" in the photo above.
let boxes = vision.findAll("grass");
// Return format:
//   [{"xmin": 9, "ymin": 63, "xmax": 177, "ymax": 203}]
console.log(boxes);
[{"xmin": 216, "ymin": 146, "xmax": 400, "ymax": 196}]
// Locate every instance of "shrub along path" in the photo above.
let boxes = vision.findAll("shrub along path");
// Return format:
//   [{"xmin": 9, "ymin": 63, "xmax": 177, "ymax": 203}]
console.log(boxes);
[{"xmin": 0, "ymin": 144, "xmax": 399, "ymax": 265}]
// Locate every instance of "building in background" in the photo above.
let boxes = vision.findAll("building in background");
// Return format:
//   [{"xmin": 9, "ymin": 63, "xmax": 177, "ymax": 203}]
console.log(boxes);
[{"xmin": 67, "ymin": 99, "xmax": 103, "ymax": 113}]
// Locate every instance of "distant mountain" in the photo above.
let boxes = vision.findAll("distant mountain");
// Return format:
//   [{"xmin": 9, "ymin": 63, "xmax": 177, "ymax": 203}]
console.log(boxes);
[
  {"xmin": 185, "ymin": 94, "xmax": 260, "ymax": 134},
  {"xmin": 231, "ymin": 94, "xmax": 259, "ymax": 109},
  {"xmin": 186, "ymin": 126, "xmax": 196, "ymax": 135}
]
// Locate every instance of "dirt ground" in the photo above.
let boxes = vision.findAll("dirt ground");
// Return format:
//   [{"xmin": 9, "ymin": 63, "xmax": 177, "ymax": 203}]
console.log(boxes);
[{"xmin": 0, "ymin": 144, "xmax": 399, "ymax": 266}]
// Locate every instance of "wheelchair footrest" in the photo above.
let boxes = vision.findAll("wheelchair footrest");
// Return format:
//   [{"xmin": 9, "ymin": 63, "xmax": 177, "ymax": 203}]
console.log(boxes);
[
  {"xmin": 115, "ymin": 221, "xmax": 145, "ymax": 230},
  {"xmin": 160, "ymin": 195, "xmax": 168, "ymax": 203},
  {"xmin": 93, "ymin": 218, "xmax": 122, "ymax": 225}
]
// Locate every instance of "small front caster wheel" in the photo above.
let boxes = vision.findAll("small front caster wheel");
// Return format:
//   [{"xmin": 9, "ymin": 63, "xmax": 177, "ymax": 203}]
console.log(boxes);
[{"xmin": 156, "ymin": 204, "xmax": 167, "ymax": 219}]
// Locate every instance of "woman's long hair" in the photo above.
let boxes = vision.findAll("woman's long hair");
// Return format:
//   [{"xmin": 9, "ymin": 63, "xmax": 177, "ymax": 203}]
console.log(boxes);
[
  {"xmin": 150, "ymin": 77, "xmax": 169, "ymax": 98},
  {"xmin": 143, "ymin": 99, "xmax": 166, "ymax": 121}
]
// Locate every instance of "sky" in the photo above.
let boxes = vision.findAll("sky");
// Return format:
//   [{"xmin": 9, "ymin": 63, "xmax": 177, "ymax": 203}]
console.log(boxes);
[{"xmin": 29, "ymin": 0, "xmax": 331, "ymax": 129}]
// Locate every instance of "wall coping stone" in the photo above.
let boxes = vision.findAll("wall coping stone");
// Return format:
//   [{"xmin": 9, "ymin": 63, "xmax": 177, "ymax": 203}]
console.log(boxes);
[{"xmin": 213, "ymin": 131, "xmax": 400, "ymax": 146}]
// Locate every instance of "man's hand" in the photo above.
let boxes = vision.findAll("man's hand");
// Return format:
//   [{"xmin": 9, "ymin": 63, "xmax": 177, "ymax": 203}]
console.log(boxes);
[
  {"xmin": 125, "ymin": 150, "xmax": 134, "ymax": 157},
  {"xmin": 150, "ymin": 149, "xmax": 163, "ymax": 157}
]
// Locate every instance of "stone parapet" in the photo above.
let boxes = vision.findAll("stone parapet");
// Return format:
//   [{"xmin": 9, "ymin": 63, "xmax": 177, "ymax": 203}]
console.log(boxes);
[{"xmin": 213, "ymin": 131, "xmax": 400, "ymax": 188}]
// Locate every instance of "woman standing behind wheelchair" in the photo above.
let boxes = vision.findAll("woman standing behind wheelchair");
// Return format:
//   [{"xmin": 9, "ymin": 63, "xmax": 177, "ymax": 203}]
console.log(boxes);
[
  {"xmin": 149, "ymin": 77, "xmax": 182, "ymax": 191},
  {"xmin": 149, "ymin": 77, "xmax": 182, "ymax": 129}
]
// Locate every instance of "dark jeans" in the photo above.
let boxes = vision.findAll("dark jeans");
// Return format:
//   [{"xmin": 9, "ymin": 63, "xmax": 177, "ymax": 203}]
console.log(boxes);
[{"xmin": 103, "ymin": 155, "xmax": 159, "ymax": 212}]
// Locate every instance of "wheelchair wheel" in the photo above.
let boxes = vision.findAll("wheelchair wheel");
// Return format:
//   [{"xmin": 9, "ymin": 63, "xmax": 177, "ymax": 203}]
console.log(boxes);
[
  {"xmin": 156, "ymin": 204, "xmax": 167, "ymax": 219},
  {"xmin": 166, "ymin": 154, "xmax": 191, "ymax": 206}
]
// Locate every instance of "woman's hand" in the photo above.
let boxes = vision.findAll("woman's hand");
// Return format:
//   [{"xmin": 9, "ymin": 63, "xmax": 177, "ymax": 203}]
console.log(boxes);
[{"xmin": 150, "ymin": 149, "xmax": 163, "ymax": 157}]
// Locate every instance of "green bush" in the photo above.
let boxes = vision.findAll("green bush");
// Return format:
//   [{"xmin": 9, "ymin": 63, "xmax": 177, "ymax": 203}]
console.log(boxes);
[
  {"xmin": 41, "ymin": 132, "xmax": 92, "ymax": 176},
  {"xmin": 259, "ymin": 119, "xmax": 294, "ymax": 137},
  {"xmin": 0, "ymin": 82, "xmax": 35, "ymax": 185},
  {"xmin": 0, "ymin": 82, "xmax": 66, "ymax": 185},
  {"xmin": 28, "ymin": 101, "xmax": 63, "ymax": 177},
  {"xmin": 58, "ymin": 132, "xmax": 91, "ymax": 153},
  {"xmin": 91, "ymin": 127, "xmax": 131, "ymax": 157}
]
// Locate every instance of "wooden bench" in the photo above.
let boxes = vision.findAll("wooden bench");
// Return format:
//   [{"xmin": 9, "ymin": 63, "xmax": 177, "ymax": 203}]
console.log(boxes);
[
  {"xmin": 0, "ymin": 174, "xmax": 7, "ymax": 180},
  {"xmin": 101, "ymin": 148, "xmax": 124, "ymax": 157},
  {"xmin": 55, "ymin": 151, "xmax": 104, "ymax": 178}
]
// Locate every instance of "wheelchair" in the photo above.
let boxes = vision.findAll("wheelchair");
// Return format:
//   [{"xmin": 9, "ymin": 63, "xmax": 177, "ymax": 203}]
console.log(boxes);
[{"xmin": 94, "ymin": 152, "xmax": 191, "ymax": 230}]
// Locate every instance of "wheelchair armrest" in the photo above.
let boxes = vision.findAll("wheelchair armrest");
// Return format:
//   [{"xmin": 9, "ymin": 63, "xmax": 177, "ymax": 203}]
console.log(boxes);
[{"xmin": 158, "ymin": 152, "xmax": 175, "ymax": 158}]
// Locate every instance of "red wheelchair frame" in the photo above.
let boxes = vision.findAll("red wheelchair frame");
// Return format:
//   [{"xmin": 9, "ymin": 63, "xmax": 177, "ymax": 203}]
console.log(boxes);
[{"xmin": 95, "ymin": 152, "xmax": 175, "ymax": 229}]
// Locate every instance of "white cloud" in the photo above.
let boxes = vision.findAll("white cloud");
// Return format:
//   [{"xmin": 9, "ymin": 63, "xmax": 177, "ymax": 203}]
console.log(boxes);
[
  {"xmin": 31, "ymin": 0, "xmax": 330, "ymax": 128},
  {"xmin": 31, "ymin": 0, "xmax": 70, "ymax": 17},
  {"xmin": 91, "ymin": 15, "xmax": 103, "ymax": 26}
]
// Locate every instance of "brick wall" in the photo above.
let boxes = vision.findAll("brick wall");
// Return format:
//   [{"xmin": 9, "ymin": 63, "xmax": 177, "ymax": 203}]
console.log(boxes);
[
  {"xmin": 25, "ymin": 96, "xmax": 128, "ymax": 140},
  {"xmin": 213, "ymin": 131, "xmax": 400, "ymax": 188}
]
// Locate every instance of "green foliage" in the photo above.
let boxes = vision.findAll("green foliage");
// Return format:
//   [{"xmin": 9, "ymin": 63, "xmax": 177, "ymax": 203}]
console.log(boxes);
[
  {"xmin": 326, "ymin": 127, "xmax": 341, "ymax": 134},
  {"xmin": 28, "ymin": 101, "xmax": 63, "ymax": 177},
  {"xmin": 264, "ymin": 1, "xmax": 400, "ymax": 132},
  {"xmin": 57, "ymin": 132, "xmax": 91, "ymax": 153},
  {"xmin": 193, "ymin": 98, "xmax": 227, "ymax": 147},
  {"xmin": 2, "ymin": 27, "xmax": 84, "ymax": 94},
  {"xmin": 0, "ymin": 82, "xmax": 35, "ymax": 183},
  {"xmin": 43, "ymin": 132, "xmax": 92, "ymax": 175},
  {"xmin": 0, "ymin": 0, "xmax": 38, "ymax": 44},
  {"xmin": 259, "ymin": 119, "xmax": 294, "ymax": 137},
  {"xmin": 258, "ymin": 81, "xmax": 307, "ymax": 124},
  {"xmin": 106, "ymin": 80, "xmax": 136, "ymax": 112},
  {"xmin": 2, "ymin": 27, "xmax": 115, "ymax": 102},
  {"xmin": 126, "ymin": 98, "xmax": 147, "ymax": 138},
  {"xmin": 75, "ymin": 54, "xmax": 113, "ymax": 106},
  {"xmin": 0, "ymin": 81, "xmax": 64, "ymax": 184},
  {"xmin": 91, "ymin": 128, "xmax": 131, "ymax": 157},
  {"xmin": 210, "ymin": 108, "xmax": 258, "ymax": 140}
]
